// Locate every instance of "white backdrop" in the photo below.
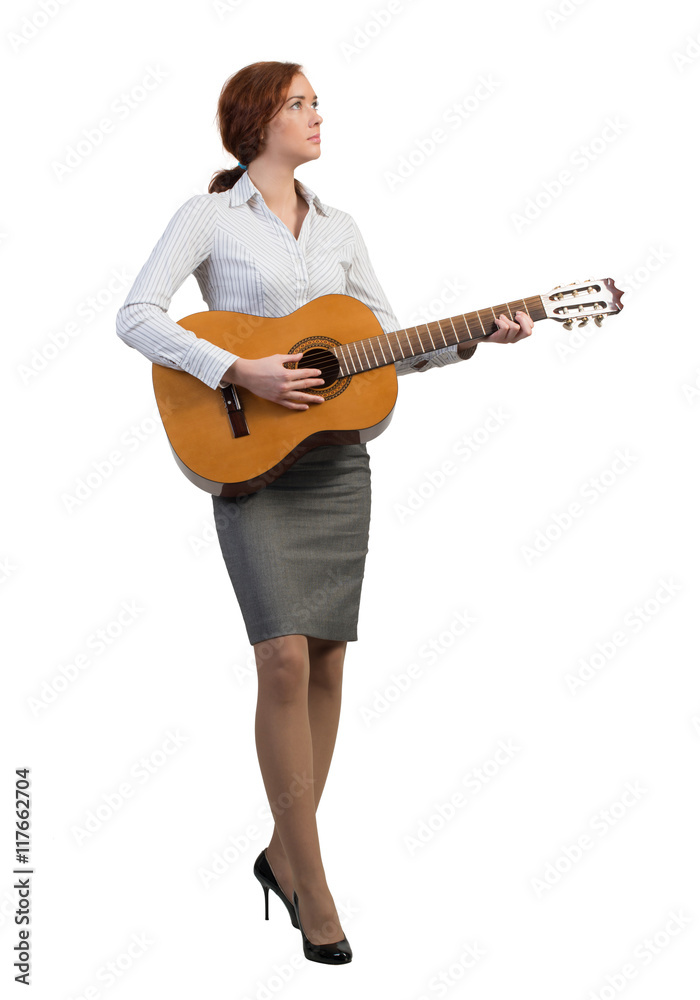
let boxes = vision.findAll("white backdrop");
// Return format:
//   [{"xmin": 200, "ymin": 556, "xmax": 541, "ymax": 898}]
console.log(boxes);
[{"xmin": 4, "ymin": 0, "xmax": 700, "ymax": 996}]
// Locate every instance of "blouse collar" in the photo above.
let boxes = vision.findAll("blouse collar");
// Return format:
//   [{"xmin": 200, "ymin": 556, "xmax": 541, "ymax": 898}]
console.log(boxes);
[{"xmin": 228, "ymin": 170, "xmax": 328, "ymax": 216}]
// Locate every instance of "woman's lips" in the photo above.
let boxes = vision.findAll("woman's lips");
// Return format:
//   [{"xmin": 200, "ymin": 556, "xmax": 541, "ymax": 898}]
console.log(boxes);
[{"xmin": 308, "ymin": 135, "xmax": 321, "ymax": 142}]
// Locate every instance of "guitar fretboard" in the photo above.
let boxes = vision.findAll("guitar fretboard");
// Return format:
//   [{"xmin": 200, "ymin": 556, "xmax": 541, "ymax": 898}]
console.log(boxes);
[{"xmin": 335, "ymin": 294, "xmax": 547, "ymax": 376}]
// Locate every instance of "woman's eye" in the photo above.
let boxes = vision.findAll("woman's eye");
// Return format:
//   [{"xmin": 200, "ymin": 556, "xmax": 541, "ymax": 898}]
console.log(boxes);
[{"xmin": 292, "ymin": 101, "xmax": 319, "ymax": 109}]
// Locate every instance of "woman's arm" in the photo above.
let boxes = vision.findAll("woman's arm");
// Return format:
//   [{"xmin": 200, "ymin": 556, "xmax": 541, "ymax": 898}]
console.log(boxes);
[
  {"xmin": 115, "ymin": 195, "xmax": 240, "ymax": 390},
  {"xmin": 117, "ymin": 194, "xmax": 328, "ymax": 407}
]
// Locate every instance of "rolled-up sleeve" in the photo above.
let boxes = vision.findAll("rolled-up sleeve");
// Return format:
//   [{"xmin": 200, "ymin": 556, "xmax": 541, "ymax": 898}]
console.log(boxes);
[
  {"xmin": 344, "ymin": 217, "xmax": 475, "ymax": 376},
  {"xmin": 116, "ymin": 195, "xmax": 240, "ymax": 390}
]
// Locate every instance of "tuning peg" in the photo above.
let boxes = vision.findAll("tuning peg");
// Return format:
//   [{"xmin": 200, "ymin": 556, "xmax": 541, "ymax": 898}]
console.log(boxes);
[
  {"xmin": 563, "ymin": 319, "xmax": 574, "ymax": 329},
  {"xmin": 594, "ymin": 315, "xmax": 605, "ymax": 326},
  {"xmin": 577, "ymin": 317, "xmax": 589, "ymax": 326}
]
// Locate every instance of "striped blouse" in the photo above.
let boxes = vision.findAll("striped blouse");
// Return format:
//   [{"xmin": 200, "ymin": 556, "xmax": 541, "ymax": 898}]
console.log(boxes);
[{"xmin": 115, "ymin": 170, "xmax": 474, "ymax": 390}]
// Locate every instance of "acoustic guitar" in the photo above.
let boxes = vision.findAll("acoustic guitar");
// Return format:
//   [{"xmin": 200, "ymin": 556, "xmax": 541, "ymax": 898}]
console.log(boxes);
[{"xmin": 152, "ymin": 278, "xmax": 624, "ymax": 496}]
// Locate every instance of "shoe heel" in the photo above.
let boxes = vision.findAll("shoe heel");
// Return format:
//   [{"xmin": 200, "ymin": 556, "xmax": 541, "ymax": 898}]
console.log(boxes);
[{"xmin": 253, "ymin": 849, "xmax": 299, "ymax": 929}]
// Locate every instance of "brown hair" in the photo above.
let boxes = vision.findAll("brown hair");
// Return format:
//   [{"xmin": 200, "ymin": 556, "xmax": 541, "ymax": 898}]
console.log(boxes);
[{"xmin": 209, "ymin": 61, "xmax": 305, "ymax": 194}]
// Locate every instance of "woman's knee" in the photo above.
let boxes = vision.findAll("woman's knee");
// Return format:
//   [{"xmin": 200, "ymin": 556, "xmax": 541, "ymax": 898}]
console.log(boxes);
[
  {"xmin": 254, "ymin": 635, "xmax": 309, "ymax": 702},
  {"xmin": 307, "ymin": 638, "xmax": 346, "ymax": 689}
]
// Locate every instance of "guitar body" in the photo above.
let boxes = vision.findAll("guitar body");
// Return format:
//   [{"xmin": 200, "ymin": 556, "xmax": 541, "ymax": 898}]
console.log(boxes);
[{"xmin": 152, "ymin": 294, "xmax": 398, "ymax": 496}]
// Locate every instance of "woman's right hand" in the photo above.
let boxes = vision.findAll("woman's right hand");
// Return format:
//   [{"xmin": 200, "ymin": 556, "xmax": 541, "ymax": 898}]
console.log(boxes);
[{"xmin": 220, "ymin": 354, "xmax": 325, "ymax": 410}]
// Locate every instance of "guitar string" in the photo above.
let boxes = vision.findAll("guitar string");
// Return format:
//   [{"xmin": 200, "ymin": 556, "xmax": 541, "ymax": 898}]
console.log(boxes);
[{"xmin": 291, "ymin": 331, "xmax": 494, "ymax": 377}]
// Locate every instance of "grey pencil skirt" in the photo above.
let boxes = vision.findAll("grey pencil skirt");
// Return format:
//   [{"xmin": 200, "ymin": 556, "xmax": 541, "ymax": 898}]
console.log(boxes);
[{"xmin": 211, "ymin": 442, "xmax": 371, "ymax": 645}]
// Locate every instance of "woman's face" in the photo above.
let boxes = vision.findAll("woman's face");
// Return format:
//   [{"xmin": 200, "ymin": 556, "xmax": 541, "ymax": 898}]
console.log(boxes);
[{"xmin": 263, "ymin": 73, "xmax": 323, "ymax": 166}]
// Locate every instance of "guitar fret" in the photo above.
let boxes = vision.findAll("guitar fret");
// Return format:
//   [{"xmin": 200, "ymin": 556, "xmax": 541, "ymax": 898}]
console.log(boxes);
[
  {"xmin": 354, "ymin": 340, "xmax": 365, "ymax": 371},
  {"xmin": 444, "ymin": 316, "xmax": 461, "ymax": 345},
  {"xmin": 464, "ymin": 312, "xmax": 479, "ymax": 339},
  {"xmin": 391, "ymin": 330, "xmax": 405, "ymax": 360},
  {"xmin": 342, "ymin": 344, "xmax": 353, "ymax": 376},
  {"xmin": 453, "ymin": 315, "xmax": 470, "ymax": 342},
  {"xmin": 347, "ymin": 343, "xmax": 356, "ymax": 371},
  {"xmin": 513, "ymin": 297, "xmax": 531, "ymax": 319},
  {"xmin": 415, "ymin": 325, "xmax": 428, "ymax": 353},
  {"xmin": 347, "ymin": 344, "xmax": 357, "ymax": 374},
  {"xmin": 427, "ymin": 321, "xmax": 440, "ymax": 349},
  {"xmin": 457, "ymin": 314, "xmax": 472, "ymax": 341},
  {"xmin": 490, "ymin": 304, "xmax": 507, "ymax": 332}
]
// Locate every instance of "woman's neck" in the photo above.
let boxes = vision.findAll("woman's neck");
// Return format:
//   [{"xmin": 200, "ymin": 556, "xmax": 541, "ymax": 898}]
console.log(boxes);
[{"xmin": 247, "ymin": 162, "xmax": 299, "ymax": 215}]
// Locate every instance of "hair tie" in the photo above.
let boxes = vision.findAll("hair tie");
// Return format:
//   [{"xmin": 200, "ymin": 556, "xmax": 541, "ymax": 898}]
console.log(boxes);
[{"xmin": 237, "ymin": 162, "xmax": 247, "ymax": 170}]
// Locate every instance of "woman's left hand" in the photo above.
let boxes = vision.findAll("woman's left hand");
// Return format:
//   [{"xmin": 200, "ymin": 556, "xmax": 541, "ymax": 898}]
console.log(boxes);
[{"xmin": 485, "ymin": 310, "xmax": 534, "ymax": 344}]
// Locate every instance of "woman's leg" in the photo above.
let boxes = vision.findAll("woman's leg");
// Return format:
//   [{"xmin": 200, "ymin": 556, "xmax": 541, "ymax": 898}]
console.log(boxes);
[
  {"xmin": 264, "ymin": 637, "xmax": 346, "ymax": 892},
  {"xmin": 254, "ymin": 634, "xmax": 348, "ymax": 945}
]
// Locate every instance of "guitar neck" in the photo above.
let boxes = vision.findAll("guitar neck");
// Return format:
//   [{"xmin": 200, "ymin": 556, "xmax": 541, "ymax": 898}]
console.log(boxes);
[{"xmin": 335, "ymin": 293, "xmax": 548, "ymax": 376}]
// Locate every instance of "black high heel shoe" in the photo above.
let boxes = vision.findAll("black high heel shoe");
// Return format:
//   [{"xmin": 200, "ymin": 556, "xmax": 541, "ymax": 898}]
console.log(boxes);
[
  {"xmin": 292, "ymin": 890, "xmax": 353, "ymax": 965},
  {"xmin": 253, "ymin": 849, "xmax": 299, "ymax": 929}
]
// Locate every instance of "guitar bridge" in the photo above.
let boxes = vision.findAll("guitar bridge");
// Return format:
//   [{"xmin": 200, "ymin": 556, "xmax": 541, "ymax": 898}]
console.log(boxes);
[{"xmin": 221, "ymin": 384, "xmax": 250, "ymax": 438}]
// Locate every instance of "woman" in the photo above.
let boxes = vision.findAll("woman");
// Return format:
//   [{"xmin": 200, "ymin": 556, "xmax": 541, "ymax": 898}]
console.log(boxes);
[{"xmin": 116, "ymin": 60, "xmax": 533, "ymax": 965}]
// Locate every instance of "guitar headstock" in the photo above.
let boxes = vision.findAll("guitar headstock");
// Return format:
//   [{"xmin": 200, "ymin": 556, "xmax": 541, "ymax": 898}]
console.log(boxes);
[{"xmin": 543, "ymin": 278, "xmax": 624, "ymax": 329}]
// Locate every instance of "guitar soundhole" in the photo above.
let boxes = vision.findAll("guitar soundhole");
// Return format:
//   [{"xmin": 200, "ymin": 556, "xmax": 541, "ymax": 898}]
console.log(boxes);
[
  {"xmin": 301, "ymin": 348, "xmax": 340, "ymax": 388},
  {"xmin": 284, "ymin": 335, "xmax": 351, "ymax": 401}
]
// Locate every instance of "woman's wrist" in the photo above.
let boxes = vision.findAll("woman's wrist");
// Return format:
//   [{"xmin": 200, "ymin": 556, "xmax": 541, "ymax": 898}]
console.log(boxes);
[{"xmin": 220, "ymin": 358, "xmax": 244, "ymax": 387}]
